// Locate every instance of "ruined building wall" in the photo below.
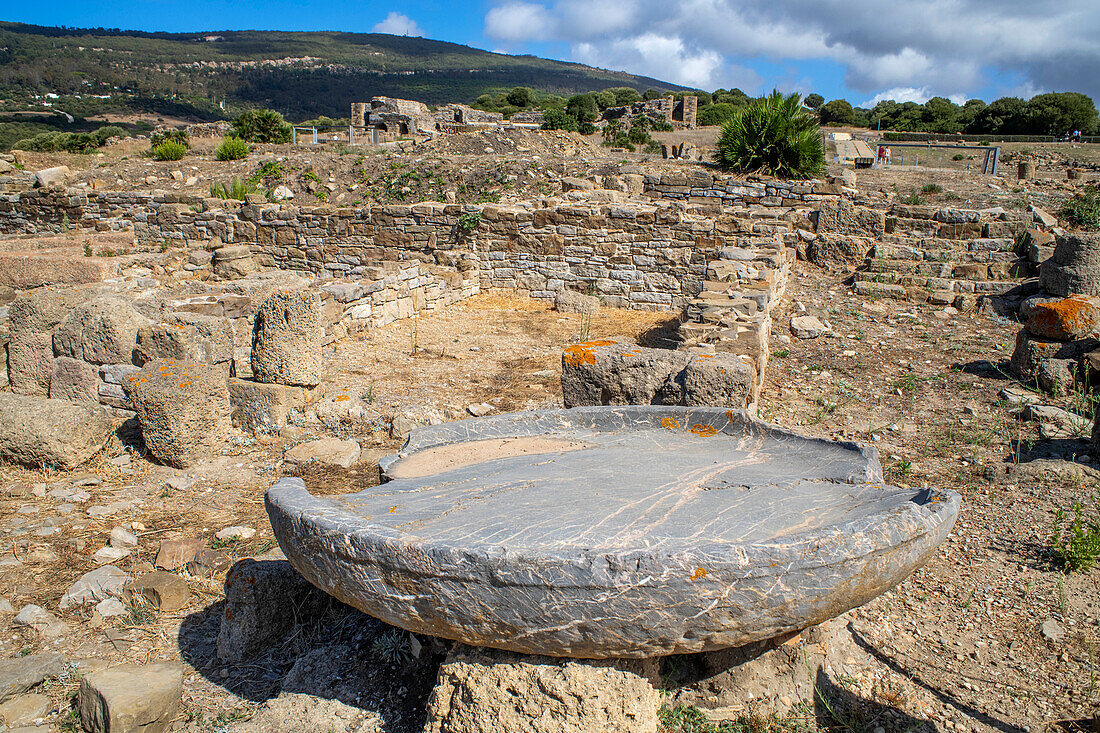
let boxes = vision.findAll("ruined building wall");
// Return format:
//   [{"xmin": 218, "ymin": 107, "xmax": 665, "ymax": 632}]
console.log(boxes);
[{"xmin": 0, "ymin": 179, "xmax": 836, "ymax": 309}]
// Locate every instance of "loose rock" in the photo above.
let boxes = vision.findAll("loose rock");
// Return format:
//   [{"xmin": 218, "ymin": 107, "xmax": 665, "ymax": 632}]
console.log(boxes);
[
  {"xmin": 124, "ymin": 571, "xmax": 191, "ymax": 612},
  {"xmin": 78, "ymin": 662, "xmax": 183, "ymax": 733}
]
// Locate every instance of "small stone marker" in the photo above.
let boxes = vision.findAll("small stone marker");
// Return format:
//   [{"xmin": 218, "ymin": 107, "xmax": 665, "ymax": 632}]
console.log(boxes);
[{"xmin": 78, "ymin": 662, "xmax": 183, "ymax": 733}]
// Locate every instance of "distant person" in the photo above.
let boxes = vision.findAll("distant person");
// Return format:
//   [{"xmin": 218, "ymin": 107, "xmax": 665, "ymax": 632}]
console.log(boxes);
[
  {"xmin": 877, "ymin": 145, "xmax": 886, "ymax": 164},
  {"xmin": 884, "ymin": 147, "xmax": 891, "ymax": 166}
]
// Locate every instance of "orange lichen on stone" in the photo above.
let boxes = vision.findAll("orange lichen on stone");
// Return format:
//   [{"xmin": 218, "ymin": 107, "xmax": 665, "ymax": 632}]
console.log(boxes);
[
  {"xmin": 689, "ymin": 567, "xmax": 707, "ymax": 581},
  {"xmin": 562, "ymin": 339, "xmax": 614, "ymax": 367},
  {"xmin": 335, "ymin": 395, "xmax": 350, "ymax": 402},
  {"xmin": 1029, "ymin": 295, "xmax": 1100, "ymax": 341},
  {"xmin": 661, "ymin": 417, "xmax": 681, "ymax": 430},
  {"xmin": 690, "ymin": 424, "xmax": 718, "ymax": 437}
]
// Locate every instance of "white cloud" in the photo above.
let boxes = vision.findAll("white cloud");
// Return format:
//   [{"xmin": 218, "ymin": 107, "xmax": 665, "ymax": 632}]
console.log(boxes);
[
  {"xmin": 482, "ymin": 0, "xmax": 1100, "ymax": 102},
  {"xmin": 574, "ymin": 33, "xmax": 727, "ymax": 88},
  {"xmin": 372, "ymin": 12, "xmax": 423, "ymax": 36},
  {"xmin": 485, "ymin": 2, "xmax": 555, "ymax": 41}
]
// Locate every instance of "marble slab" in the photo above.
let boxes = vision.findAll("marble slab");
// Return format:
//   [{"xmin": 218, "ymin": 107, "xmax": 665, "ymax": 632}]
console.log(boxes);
[{"xmin": 266, "ymin": 406, "xmax": 959, "ymax": 658}]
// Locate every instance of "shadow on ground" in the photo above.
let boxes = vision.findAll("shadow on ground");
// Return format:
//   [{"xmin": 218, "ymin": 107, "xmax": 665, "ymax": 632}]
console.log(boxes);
[{"xmin": 177, "ymin": 565, "xmax": 445, "ymax": 733}]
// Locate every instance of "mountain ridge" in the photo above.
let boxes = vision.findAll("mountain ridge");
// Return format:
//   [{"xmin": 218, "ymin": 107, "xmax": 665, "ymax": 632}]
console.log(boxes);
[{"xmin": 0, "ymin": 21, "xmax": 687, "ymax": 121}]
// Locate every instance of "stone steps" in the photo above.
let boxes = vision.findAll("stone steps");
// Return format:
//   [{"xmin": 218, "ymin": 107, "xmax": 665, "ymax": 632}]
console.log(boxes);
[
  {"xmin": 854, "ymin": 277, "xmax": 1017, "ymax": 301},
  {"xmin": 866, "ymin": 259, "xmax": 1024, "ymax": 281}
]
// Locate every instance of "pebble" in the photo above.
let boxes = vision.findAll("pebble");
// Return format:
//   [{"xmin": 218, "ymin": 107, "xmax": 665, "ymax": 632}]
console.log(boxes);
[
  {"xmin": 95, "ymin": 597, "xmax": 127, "ymax": 618},
  {"xmin": 1041, "ymin": 618, "xmax": 1063, "ymax": 643},
  {"xmin": 215, "ymin": 526, "xmax": 255, "ymax": 541},
  {"xmin": 467, "ymin": 402, "xmax": 494, "ymax": 417},
  {"xmin": 93, "ymin": 546, "xmax": 131, "ymax": 564},
  {"xmin": 110, "ymin": 527, "xmax": 139, "ymax": 549},
  {"xmin": 165, "ymin": 476, "xmax": 195, "ymax": 492}
]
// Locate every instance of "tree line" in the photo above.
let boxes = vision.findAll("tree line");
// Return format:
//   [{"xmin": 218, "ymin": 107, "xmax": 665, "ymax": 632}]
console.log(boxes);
[{"xmin": 504, "ymin": 84, "xmax": 1099, "ymax": 139}]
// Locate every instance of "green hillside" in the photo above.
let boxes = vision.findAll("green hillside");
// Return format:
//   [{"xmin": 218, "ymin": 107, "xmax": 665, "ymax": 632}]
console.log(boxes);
[{"xmin": 0, "ymin": 21, "xmax": 686, "ymax": 122}]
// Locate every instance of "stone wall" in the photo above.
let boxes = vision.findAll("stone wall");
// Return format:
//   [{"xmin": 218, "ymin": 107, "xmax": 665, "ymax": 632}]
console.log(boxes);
[
  {"xmin": 0, "ymin": 183, "xmax": 833, "ymax": 310},
  {"xmin": 642, "ymin": 172, "xmax": 840, "ymax": 207},
  {"xmin": 5, "ymin": 259, "xmax": 477, "ymax": 416}
]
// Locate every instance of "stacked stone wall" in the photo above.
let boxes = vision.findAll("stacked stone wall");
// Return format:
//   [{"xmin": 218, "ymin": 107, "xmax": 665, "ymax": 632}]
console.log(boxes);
[{"xmin": 0, "ymin": 181, "xmax": 837, "ymax": 310}]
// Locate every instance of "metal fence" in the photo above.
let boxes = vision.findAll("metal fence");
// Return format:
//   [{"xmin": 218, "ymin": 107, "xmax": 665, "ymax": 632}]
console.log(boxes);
[
  {"xmin": 877, "ymin": 143, "xmax": 1001, "ymax": 174},
  {"xmin": 883, "ymin": 131, "xmax": 1100, "ymax": 145},
  {"xmin": 291, "ymin": 126, "xmax": 381, "ymax": 145}
]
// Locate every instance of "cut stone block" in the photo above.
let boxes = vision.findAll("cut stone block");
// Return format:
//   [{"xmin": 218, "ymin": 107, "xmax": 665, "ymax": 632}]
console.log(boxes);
[
  {"xmin": 53, "ymin": 296, "xmax": 149, "ymax": 365},
  {"xmin": 228, "ymin": 379, "xmax": 307, "ymax": 434},
  {"xmin": 560, "ymin": 339, "xmax": 756, "ymax": 410},
  {"xmin": 123, "ymin": 359, "xmax": 230, "ymax": 468},
  {"xmin": 77, "ymin": 663, "xmax": 182, "ymax": 733},
  {"xmin": 49, "ymin": 356, "xmax": 98, "ymax": 403},
  {"xmin": 251, "ymin": 291, "xmax": 322, "ymax": 387},
  {"xmin": 1040, "ymin": 232, "xmax": 1100, "ymax": 297},
  {"xmin": 124, "ymin": 571, "xmax": 190, "ymax": 612},
  {"xmin": 217, "ymin": 558, "xmax": 333, "ymax": 663},
  {"xmin": 135, "ymin": 314, "xmax": 234, "ymax": 366},
  {"xmin": 425, "ymin": 646, "xmax": 660, "ymax": 733},
  {"xmin": 0, "ymin": 393, "xmax": 112, "ymax": 470},
  {"xmin": 267, "ymin": 407, "xmax": 959, "ymax": 658},
  {"xmin": 1026, "ymin": 295, "xmax": 1100, "ymax": 341}
]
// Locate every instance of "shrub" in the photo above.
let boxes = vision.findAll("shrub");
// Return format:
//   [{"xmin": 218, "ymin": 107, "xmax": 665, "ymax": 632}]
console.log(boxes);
[
  {"xmin": 921, "ymin": 183, "xmax": 944, "ymax": 194},
  {"xmin": 215, "ymin": 137, "xmax": 251, "ymax": 161},
  {"xmin": 151, "ymin": 140, "xmax": 187, "ymax": 161},
  {"xmin": 231, "ymin": 109, "xmax": 292, "ymax": 144},
  {"xmin": 541, "ymin": 109, "xmax": 578, "ymax": 132},
  {"xmin": 1052, "ymin": 491, "xmax": 1100, "ymax": 572},
  {"xmin": 92, "ymin": 125, "xmax": 125, "ymax": 145},
  {"xmin": 150, "ymin": 129, "xmax": 190, "ymax": 149},
  {"xmin": 577, "ymin": 122, "xmax": 596, "ymax": 135},
  {"xmin": 713, "ymin": 91, "xmax": 825, "ymax": 179},
  {"xmin": 900, "ymin": 190, "xmax": 925, "ymax": 205},
  {"xmin": 952, "ymin": 153, "xmax": 967, "ymax": 161},
  {"xmin": 697, "ymin": 102, "xmax": 744, "ymax": 127},
  {"xmin": 210, "ymin": 178, "xmax": 260, "ymax": 201},
  {"xmin": 1060, "ymin": 185, "xmax": 1100, "ymax": 230}
]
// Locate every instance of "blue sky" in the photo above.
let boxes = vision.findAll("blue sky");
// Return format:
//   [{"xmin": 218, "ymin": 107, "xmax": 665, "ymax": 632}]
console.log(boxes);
[{"xmin": 6, "ymin": 0, "xmax": 1100, "ymax": 106}]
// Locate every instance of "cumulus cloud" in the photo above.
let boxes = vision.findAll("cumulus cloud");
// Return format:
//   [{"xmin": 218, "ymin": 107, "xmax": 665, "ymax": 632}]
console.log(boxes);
[
  {"xmin": 573, "ymin": 34, "xmax": 729, "ymax": 89},
  {"xmin": 483, "ymin": 0, "xmax": 1100, "ymax": 101},
  {"xmin": 372, "ymin": 12, "xmax": 422, "ymax": 36}
]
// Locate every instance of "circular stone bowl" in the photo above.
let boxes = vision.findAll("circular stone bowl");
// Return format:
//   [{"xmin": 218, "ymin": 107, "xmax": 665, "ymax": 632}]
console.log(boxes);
[{"xmin": 266, "ymin": 406, "xmax": 959, "ymax": 659}]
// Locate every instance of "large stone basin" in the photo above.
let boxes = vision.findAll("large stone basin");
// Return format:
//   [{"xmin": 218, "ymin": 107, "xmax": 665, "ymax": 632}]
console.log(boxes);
[{"xmin": 266, "ymin": 406, "xmax": 959, "ymax": 658}]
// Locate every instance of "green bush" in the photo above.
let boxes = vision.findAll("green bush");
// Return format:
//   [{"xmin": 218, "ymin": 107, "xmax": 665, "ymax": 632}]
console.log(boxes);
[
  {"xmin": 150, "ymin": 129, "xmax": 190, "ymax": 148},
  {"xmin": 541, "ymin": 109, "xmax": 578, "ymax": 132},
  {"xmin": 713, "ymin": 91, "xmax": 825, "ymax": 179},
  {"xmin": 1060, "ymin": 185, "xmax": 1100, "ymax": 230},
  {"xmin": 577, "ymin": 121, "xmax": 596, "ymax": 135},
  {"xmin": 151, "ymin": 140, "xmax": 187, "ymax": 161},
  {"xmin": 697, "ymin": 102, "xmax": 744, "ymax": 127},
  {"xmin": 231, "ymin": 109, "xmax": 292, "ymax": 144},
  {"xmin": 92, "ymin": 125, "xmax": 125, "ymax": 145},
  {"xmin": 921, "ymin": 183, "xmax": 944, "ymax": 194},
  {"xmin": 210, "ymin": 178, "xmax": 260, "ymax": 201},
  {"xmin": 215, "ymin": 137, "xmax": 251, "ymax": 161},
  {"xmin": 952, "ymin": 153, "xmax": 967, "ymax": 161},
  {"xmin": 1053, "ymin": 491, "xmax": 1100, "ymax": 572}
]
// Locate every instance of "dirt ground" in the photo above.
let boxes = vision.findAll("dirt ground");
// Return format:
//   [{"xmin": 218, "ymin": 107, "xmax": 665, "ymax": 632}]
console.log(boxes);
[{"xmin": 3, "ymin": 278, "xmax": 1099, "ymax": 730}]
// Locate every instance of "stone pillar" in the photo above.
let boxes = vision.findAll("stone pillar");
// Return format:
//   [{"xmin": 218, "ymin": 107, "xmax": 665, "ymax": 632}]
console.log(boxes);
[
  {"xmin": 1018, "ymin": 161, "xmax": 1034, "ymax": 179},
  {"xmin": 682, "ymin": 95, "xmax": 698, "ymax": 128},
  {"xmin": 1068, "ymin": 168, "xmax": 1081, "ymax": 180},
  {"xmin": 350, "ymin": 102, "xmax": 368, "ymax": 127}
]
